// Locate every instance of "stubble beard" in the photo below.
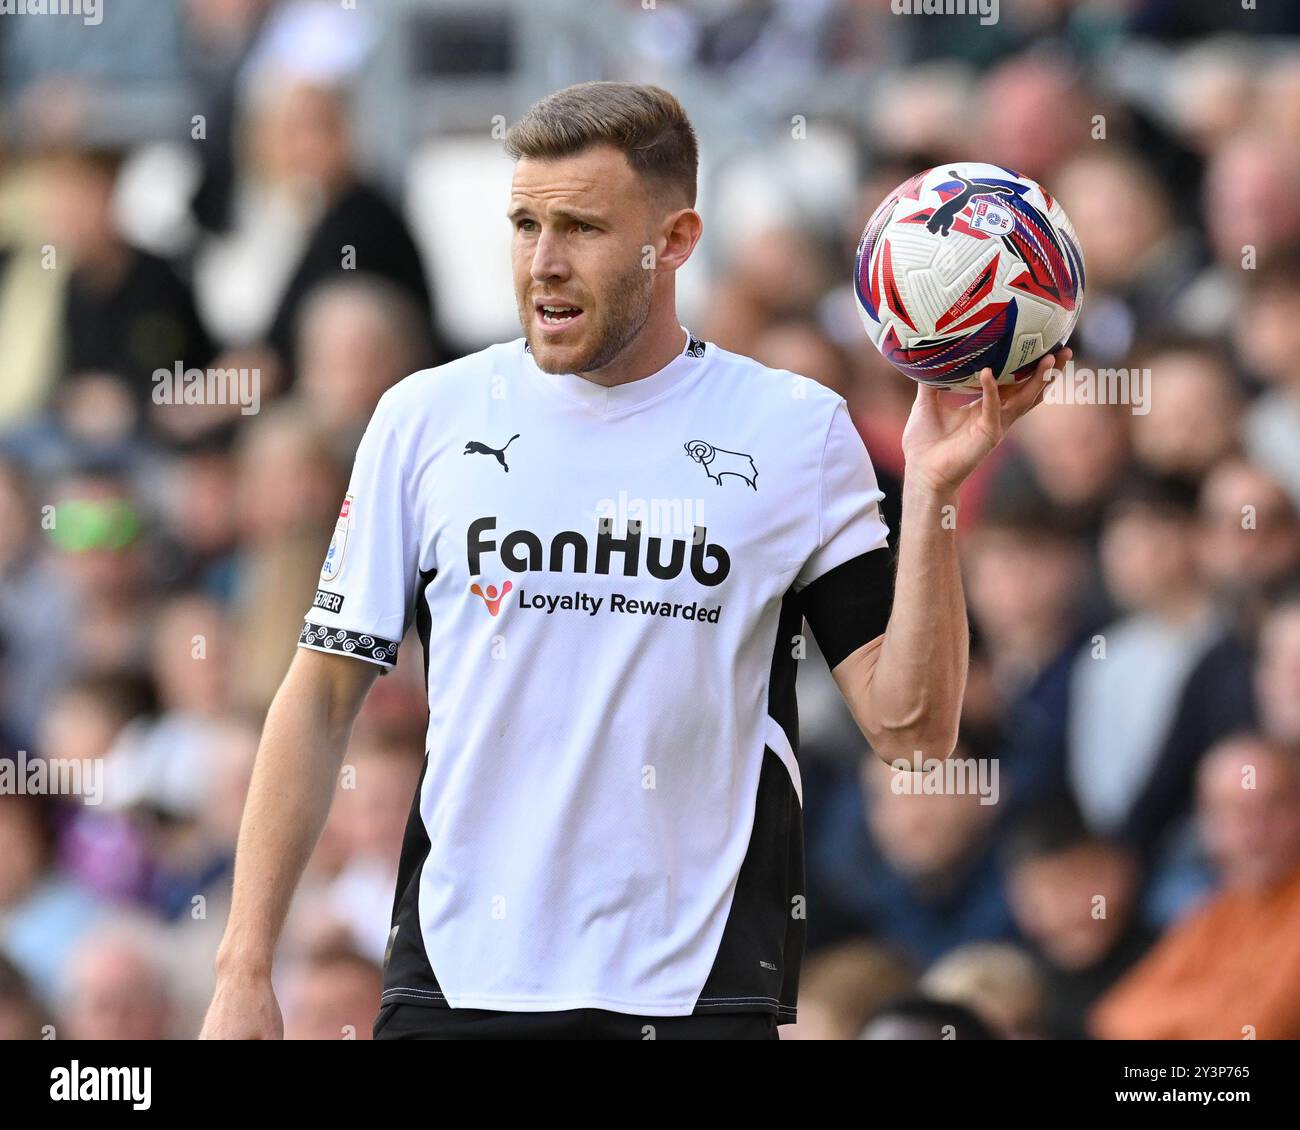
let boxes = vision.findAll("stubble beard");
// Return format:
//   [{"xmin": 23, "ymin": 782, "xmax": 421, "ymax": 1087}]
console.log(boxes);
[{"xmin": 523, "ymin": 261, "xmax": 654, "ymax": 376}]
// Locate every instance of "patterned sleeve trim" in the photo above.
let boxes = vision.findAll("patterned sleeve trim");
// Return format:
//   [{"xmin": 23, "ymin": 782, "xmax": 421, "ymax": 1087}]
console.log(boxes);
[{"xmin": 298, "ymin": 621, "xmax": 399, "ymax": 670}]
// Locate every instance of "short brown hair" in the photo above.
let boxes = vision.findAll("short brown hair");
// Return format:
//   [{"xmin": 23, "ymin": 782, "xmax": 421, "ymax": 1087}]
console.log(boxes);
[{"xmin": 504, "ymin": 82, "xmax": 698, "ymax": 207}]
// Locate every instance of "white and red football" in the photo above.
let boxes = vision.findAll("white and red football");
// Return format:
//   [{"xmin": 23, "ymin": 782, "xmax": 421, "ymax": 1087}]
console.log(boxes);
[{"xmin": 853, "ymin": 162, "xmax": 1085, "ymax": 389}]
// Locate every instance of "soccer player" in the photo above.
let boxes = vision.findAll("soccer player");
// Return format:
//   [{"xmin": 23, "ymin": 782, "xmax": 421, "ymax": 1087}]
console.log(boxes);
[{"xmin": 200, "ymin": 82, "xmax": 1067, "ymax": 1040}]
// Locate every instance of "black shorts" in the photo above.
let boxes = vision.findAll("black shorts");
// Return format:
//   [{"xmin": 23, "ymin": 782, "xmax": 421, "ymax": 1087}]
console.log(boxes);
[{"xmin": 372, "ymin": 1002, "xmax": 780, "ymax": 1041}]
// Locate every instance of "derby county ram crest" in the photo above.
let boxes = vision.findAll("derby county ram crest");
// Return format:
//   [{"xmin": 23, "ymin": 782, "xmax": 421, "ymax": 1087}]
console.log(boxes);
[{"xmin": 683, "ymin": 440, "xmax": 758, "ymax": 490}]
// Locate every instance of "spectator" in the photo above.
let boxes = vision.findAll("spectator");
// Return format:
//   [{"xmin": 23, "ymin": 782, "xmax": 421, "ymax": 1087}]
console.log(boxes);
[
  {"xmin": 1002, "ymin": 797, "xmax": 1153, "ymax": 1040},
  {"xmin": 1256, "ymin": 594, "xmax": 1300, "ymax": 752},
  {"xmin": 701, "ymin": 225, "xmax": 831, "ymax": 356},
  {"xmin": 1166, "ymin": 38, "xmax": 1258, "ymax": 156},
  {"xmin": 47, "ymin": 466, "xmax": 156, "ymax": 672},
  {"xmin": 1067, "ymin": 472, "xmax": 1256, "ymax": 857},
  {"xmin": 255, "ymin": 80, "xmax": 441, "ymax": 375},
  {"xmin": 156, "ymin": 440, "xmax": 242, "ymax": 600},
  {"xmin": 39, "ymin": 671, "xmax": 158, "ymax": 904},
  {"xmin": 0, "ymin": 793, "xmax": 106, "ymax": 1006},
  {"xmin": 781, "ymin": 940, "xmax": 914, "ymax": 1041},
  {"xmin": 920, "ymin": 942, "xmax": 1046, "ymax": 1040},
  {"xmin": 59, "ymin": 916, "xmax": 174, "ymax": 1040},
  {"xmin": 860, "ymin": 995, "xmax": 998, "ymax": 1040},
  {"xmin": 164, "ymin": 718, "xmax": 259, "ymax": 1037},
  {"xmin": 975, "ymin": 57, "xmax": 1091, "ymax": 184},
  {"xmin": 0, "ymin": 953, "xmax": 51, "ymax": 1041},
  {"xmin": 1257, "ymin": 54, "xmax": 1300, "ymax": 150},
  {"xmin": 34, "ymin": 145, "xmax": 213, "ymax": 410},
  {"xmin": 0, "ymin": 173, "xmax": 65, "ymax": 427},
  {"xmin": 291, "ymin": 275, "xmax": 434, "ymax": 461},
  {"xmin": 963, "ymin": 496, "xmax": 1093, "ymax": 817},
  {"xmin": 286, "ymin": 729, "xmax": 423, "ymax": 967},
  {"xmin": 989, "ymin": 396, "xmax": 1131, "ymax": 554},
  {"xmin": 806, "ymin": 750, "xmax": 1016, "ymax": 965},
  {"xmin": 1197, "ymin": 460, "xmax": 1300, "ymax": 633},
  {"xmin": 1182, "ymin": 135, "xmax": 1300, "ymax": 337},
  {"xmin": 0, "ymin": 458, "xmax": 76, "ymax": 747},
  {"xmin": 1239, "ymin": 250, "xmax": 1300, "ymax": 509},
  {"xmin": 1090, "ymin": 734, "xmax": 1300, "ymax": 1039},
  {"xmin": 282, "ymin": 945, "xmax": 384, "ymax": 1041},
  {"xmin": 1130, "ymin": 342, "xmax": 1242, "ymax": 485},
  {"xmin": 183, "ymin": 0, "xmax": 275, "ymax": 238},
  {"xmin": 228, "ymin": 407, "xmax": 346, "ymax": 714},
  {"xmin": 1053, "ymin": 153, "xmax": 1204, "ymax": 364}
]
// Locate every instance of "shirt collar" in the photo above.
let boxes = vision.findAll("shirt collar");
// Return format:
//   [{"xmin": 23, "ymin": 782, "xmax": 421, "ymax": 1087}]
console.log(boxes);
[{"xmin": 524, "ymin": 327, "xmax": 707, "ymax": 415}]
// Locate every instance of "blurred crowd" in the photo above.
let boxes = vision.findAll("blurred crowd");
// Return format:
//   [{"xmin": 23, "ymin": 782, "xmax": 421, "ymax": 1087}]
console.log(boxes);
[{"xmin": 1, "ymin": 0, "xmax": 1299, "ymax": 1040}]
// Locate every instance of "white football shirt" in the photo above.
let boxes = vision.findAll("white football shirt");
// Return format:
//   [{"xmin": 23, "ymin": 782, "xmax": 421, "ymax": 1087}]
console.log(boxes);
[{"xmin": 299, "ymin": 328, "xmax": 894, "ymax": 1020}]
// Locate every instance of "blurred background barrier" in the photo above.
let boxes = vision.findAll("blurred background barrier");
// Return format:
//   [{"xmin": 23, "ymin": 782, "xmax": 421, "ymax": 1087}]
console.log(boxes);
[{"xmin": 1, "ymin": 0, "xmax": 1299, "ymax": 1041}]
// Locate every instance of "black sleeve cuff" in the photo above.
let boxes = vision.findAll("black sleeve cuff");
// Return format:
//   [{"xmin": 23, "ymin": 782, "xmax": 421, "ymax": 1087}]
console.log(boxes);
[
  {"xmin": 796, "ymin": 546, "xmax": 896, "ymax": 669},
  {"xmin": 298, "ymin": 621, "xmax": 399, "ymax": 671}
]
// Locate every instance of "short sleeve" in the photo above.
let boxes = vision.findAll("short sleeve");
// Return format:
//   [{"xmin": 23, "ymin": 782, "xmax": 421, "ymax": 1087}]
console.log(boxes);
[
  {"xmin": 298, "ymin": 394, "xmax": 419, "ymax": 672},
  {"xmin": 794, "ymin": 400, "xmax": 895, "ymax": 669}
]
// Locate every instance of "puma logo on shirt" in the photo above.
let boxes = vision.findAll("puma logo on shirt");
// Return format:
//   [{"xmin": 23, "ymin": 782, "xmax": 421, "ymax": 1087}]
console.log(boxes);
[{"xmin": 464, "ymin": 434, "xmax": 521, "ymax": 472}]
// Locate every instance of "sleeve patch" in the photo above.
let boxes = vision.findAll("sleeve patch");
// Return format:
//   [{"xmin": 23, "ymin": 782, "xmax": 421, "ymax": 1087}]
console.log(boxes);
[
  {"xmin": 313, "ymin": 589, "xmax": 345, "ymax": 614},
  {"xmin": 320, "ymin": 493, "xmax": 354, "ymax": 581}
]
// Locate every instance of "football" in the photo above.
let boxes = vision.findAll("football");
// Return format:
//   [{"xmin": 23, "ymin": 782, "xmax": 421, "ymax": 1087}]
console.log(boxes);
[{"xmin": 853, "ymin": 162, "xmax": 1085, "ymax": 389}]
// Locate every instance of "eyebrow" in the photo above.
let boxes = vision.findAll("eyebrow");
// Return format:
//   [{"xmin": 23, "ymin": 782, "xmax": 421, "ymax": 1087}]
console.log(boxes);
[{"xmin": 506, "ymin": 203, "xmax": 605, "ymax": 226}]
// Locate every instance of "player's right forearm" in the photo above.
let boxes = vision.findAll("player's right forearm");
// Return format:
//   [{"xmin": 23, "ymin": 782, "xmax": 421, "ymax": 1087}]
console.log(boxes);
[{"xmin": 214, "ymin": 653, "xmax": 368, "ymax": 977}]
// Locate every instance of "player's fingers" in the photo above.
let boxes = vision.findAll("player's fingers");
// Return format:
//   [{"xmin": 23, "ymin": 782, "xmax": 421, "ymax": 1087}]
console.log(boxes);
[
  {"xmin": 1036, "ymin": 345, "xmax": 1072, "ymax": 390},
  {"xmin": 1004, "ymin": 371, "xmax": 1048, "ymax": 421},
  {"xmin": 1023, "ymin": 350, "xmax": 1058, "ymax": 388},
  {"xmin": 1003, "ymin": 354, "xmax": 1054, "ymax": 419},
  {"xmin": 1029, "ymin": 346, "xmax": 1071, "ymax": 386},
  {"xmin": 1033, "ymin": 346, "xmax": 1072, "ymax": 407},
  {"xmin": 977, "ymin": 368, "xmax": 1001, "ymax": 436},
  {"xmin": 1036, "ymin": 346, "xmax": 1073, "ymax": 405},
  {"xmin": 914, "ymin": 380, "xmax": 945, "ymax": 420},
  {"xmin": 957, "ymin": 369, "xmax": 993, "ymax": 409}
]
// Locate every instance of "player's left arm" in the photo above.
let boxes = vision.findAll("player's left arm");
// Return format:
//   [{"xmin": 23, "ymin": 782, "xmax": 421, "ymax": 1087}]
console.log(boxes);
[{"xmin": 832, "ymin": 350, "xmax": 1068, "ymax": 764}]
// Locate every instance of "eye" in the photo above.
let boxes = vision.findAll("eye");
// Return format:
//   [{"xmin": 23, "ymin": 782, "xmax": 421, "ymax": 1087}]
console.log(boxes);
[
  {"xmin": 515, "ymin": 218, "xmax": 538, "ymax": 233},
  {"xmin": 577, "ymin": 221, "xmax": 596, "ymax": 234}
]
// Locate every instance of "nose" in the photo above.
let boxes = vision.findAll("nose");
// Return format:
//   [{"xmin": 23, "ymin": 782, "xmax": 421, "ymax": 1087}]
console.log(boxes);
[{"xmin": 530, "ymin": 228, "xmax": 571, "ymax": 286}]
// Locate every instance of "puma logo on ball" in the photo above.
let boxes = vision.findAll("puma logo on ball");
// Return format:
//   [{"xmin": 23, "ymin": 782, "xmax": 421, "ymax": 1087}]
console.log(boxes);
[{"xmin": 926, "ymin": 170, "xmax": 1016, "ymax": 237}]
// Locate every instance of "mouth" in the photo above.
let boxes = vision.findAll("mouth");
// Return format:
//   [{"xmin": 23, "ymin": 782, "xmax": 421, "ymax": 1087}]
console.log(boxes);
[{"xmin": 534, "ymin": 300, "xmax": 585, "ymax": 335}]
